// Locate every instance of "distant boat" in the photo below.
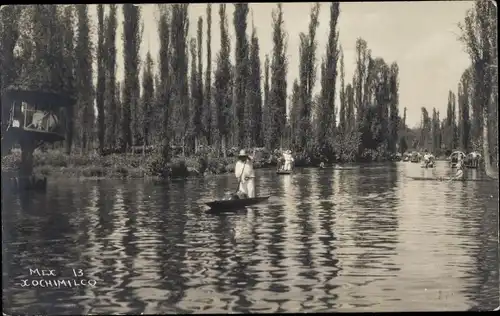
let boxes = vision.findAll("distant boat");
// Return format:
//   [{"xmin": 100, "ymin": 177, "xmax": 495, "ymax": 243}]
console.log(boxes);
[
  {"xmin": 276, "ymin": 170, "xmax": 292, "ymax": 175},
  {"xmin": 465, "ymin": 152, "xmax": 481, "ymax": 169},
  {"xmin": 408, "ymin": 176, "xmax": 491, "ymax": 182},
  {"xmin": 410, "ymin": 152, "xmax": 421, "ymax": 163}
]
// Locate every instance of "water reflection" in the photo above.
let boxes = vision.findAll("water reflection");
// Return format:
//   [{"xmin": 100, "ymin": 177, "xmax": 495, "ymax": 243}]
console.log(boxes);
[{"xmin": 2, "ymin": 162, "xmax": 498, "ymax": 314}]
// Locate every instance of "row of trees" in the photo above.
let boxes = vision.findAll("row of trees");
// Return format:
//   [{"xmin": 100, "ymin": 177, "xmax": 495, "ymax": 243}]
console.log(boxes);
[
  {"xmin": 410, "ymin": 1, "xmax": 497, "ymax": 178},
  {"xmin": 1, "ymin": 4, "xmax": 403, "ymax": 163},
  {"xmin": 458, "ymin": 0, "xmax": 497, "ymax": 178},
  {"xmin": 416, "ymin": 66, "xmax": 490, "ymax": 155}
]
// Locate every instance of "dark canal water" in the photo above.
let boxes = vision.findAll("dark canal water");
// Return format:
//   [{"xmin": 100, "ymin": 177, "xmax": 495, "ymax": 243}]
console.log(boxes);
[{"xmin": 2, "ymin": 162, "xmax": 499, "ymax": 313}]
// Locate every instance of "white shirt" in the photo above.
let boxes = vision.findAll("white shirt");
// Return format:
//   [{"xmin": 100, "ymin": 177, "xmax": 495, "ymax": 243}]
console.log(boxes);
[
  {"xmin": 283, "ymin": 153, "xmax": 294, "ymax": 163},
  {"xmin": 234, "ymin": 160, "xmax": 255, "ymax": 180}
]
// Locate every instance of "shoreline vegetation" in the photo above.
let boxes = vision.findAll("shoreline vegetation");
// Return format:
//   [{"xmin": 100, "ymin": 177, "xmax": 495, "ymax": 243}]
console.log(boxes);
[
  {"xmin": 1, "ymin": 147, "xmax": 455, "ymax": 181},
  {"xmin": 1, "ymin": 149, "xmax": 244, "ymax": 180},
  {"xmin": 0, "ymin": 147, "xmax": 396, "ymax": 180}
]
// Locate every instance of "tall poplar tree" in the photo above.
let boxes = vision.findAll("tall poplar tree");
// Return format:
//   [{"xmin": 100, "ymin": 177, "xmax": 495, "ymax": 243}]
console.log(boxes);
[
  {"xmin": 458, "ymin": 69, "xmax": 471, "ymax": 152},
  {"xmin": 60, "ymin": 5, "xmax": 76, "ymax": 154},
  {"xmin": 170, "ymin": 4, "xmax": 189, "ymax": 154},
  {"xmin": 233, "ymin": 4, "xmax": 249, "ymax": 146},
  {"xmin": 267, "ymin": 3, "xmax": 288, "ymax": 150},
  {"xmin": 75, "ymin": 4, "xmax": 94, "ymax": 152},
  {"xmin": 242, "ymin": 23, "xmax": 263, "ymax": 148},
  {"xmin": 213, "ymin": 4, "xmax": 232, "ymax": 156},
  {"xmin": 157, "ymin": 5, "xmax": 172, "ymax": 160},
  {"xmin": 204, "ymin": 4, "xmax": 213, "ymax": 146},
  {"xmin": 262, "ymin": 55, "xmax": 271, "ymax": 149},
  {"xmin": 388, "ymin": 62, "xmax": 400, "ymax": 153},
  {"xmin": 96, "ymin": 4, "xmax": 106, "ymax": 153},
  {"xmin": 338, "ymin": 46, "xmax": 346, "ymax": 134},
  {"xmin": 297, "ymin": 3, "xmax": 320, "ymax": 152},
  {"xmin": 122, "ymin": 4, "xmax": 142, "ymax": 149},
  {"xmin": 104, "ymin": 4, "xmax": 118, "ymax": 148},
  {"xmin": 141, "ymin": 51, "xmax": 154, "ymax": 147},
  {"xmin": 319, "ymin": 2, "xmax": 340, "ymax": 154},
  {"xmin": 196, "ymin": 17, "xmax": 204, "ymax": 149},
  {"xmin": 189, "ymin": 38, "xmax": 201, "ymax": 153}
]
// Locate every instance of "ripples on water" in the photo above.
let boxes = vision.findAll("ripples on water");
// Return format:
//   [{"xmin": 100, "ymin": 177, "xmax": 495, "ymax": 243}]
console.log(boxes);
[{"xmin": 2, "ymin": 162, "xmax": 499, "ymax": 313}]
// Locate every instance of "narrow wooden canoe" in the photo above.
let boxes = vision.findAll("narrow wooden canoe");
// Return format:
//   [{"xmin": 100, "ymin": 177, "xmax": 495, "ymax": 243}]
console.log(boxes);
[
  {"xmin": 205, "ymin": 196, "xmax": 270, "ymax": 210},
  {"xmin": 420, "ymin": 165, "xmax": 434, "ymax": 168},
  {"xmin": 408, "ymin": 176, "xmax": 491, "ymax": 182},
  {"xmin": 276, "ymin": 170, "xmax": 293, "ymax": 175}
]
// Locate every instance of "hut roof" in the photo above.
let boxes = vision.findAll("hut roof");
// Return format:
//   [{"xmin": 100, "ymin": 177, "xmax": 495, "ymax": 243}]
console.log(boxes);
[{"xmin": 6, "ymin": 60, "xmax": 75, "ymax": 106}]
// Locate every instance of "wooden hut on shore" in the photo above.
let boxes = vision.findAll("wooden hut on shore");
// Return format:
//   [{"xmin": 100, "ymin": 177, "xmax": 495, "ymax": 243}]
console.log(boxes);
[{"xmin": 1, "ymin": 67, "xmax": 75, "ymax": 191}]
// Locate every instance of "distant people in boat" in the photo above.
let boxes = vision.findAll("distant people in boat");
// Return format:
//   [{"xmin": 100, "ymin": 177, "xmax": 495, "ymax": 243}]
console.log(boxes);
[
  {"xmin": 423, "ymin": 152, "xmax": 430, "ymax": 167},
  {"xmin": 452, "ymin": 156, "xmax": 465, "ymax": 180},
  {"xmin": 449, "ymin": 151, "xmax": 466, "ymax": 167},
  {"xmin": 422, "ymin": 152, "xmax": 434, "ymax": 168},
  {"xmin": 468, "ymin": 151, "xmax": 481, "ymax": 168},
  {"xmin": 277, "ymin": 153, "xmax": 285, "ymax": 171},
  {"xmin": 234, "ymin": 149, "xmax": 255, "ymax": 198},
  {"xmin": 282, "ymin": 150, "xmax": 294, "ymax": 171}
]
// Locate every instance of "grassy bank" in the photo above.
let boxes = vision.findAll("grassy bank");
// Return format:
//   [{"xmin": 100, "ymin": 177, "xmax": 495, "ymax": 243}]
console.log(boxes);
[{"xmin": 1, "ymin": 149, "xmax": 273, "ymax": 179}]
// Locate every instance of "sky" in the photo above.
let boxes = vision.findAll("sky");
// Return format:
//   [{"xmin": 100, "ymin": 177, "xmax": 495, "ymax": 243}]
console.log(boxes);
[{"xmin": 90, "ymin": 1, "xmax": 474, "ymax": 128}]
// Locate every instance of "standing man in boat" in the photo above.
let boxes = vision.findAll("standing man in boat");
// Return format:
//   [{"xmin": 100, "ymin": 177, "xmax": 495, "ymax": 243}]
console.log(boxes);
[
  {"xmin": 428, "ymin": 154, "xmax": 435, "ymax": 167},
  {"xmin": 234, "ymin": 149, "xmax": 256, "ymax": 198},
  {"xmin": 277, "ymin": 150, "xmax": 286, "ymax": 171},
  {"xmin": 452, "ymin": 155, "xmax": 465, "ymax": 180},
  {"xmin": 423, "ymin": 150, "xmax": 434, "ymax": 168},
  {"xmin": 283, "ymin": 150, "xmax": 294, "ymax": 171},
  {"xmin": 423, "ymin": 151, "xmax": 430, "ymax": 168}
]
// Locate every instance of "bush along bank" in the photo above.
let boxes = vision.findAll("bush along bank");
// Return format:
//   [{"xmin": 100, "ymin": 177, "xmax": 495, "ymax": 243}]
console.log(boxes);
[
  {"xmin": 1, "ymin": 148, "xmax": 275, "ymax": 179},
  {"xmin": 1, "ymin": 146, "xmax": 401, "ymax": 180}
]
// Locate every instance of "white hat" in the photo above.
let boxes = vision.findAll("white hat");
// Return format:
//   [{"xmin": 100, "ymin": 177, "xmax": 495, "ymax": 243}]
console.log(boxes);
[{"xmin": 238, "ymin": 149, "xmax": 248, "ymax": 157}]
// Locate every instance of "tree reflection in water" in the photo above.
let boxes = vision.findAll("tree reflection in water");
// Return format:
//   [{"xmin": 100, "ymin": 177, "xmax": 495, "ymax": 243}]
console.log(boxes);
[{"xmin": 2, "ymin": 164, "xmax": 498, "ymax": 313}]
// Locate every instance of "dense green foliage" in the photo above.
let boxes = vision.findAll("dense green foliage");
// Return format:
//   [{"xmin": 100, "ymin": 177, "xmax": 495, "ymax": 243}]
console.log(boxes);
[
  {"xmin": 233, "ymin": 4, "xmax": 249, "ymax": 147},
  {"xmin": 265, "ymin": 4, "xmax": 288, "ymax": 151},
  {"xmin": 213, "ymin": 4, "xmax": 232, "ymax": 156},
  {"xmin": 122, "ymin": 4, "xmax": 141, "ymax": 150},
  {"xmin": 104, "ymin": 4, "xmax": 118, "ymax": 149},
  {"xmin": 316, "ymin": 3, "xmax": 340, "ymax": 159},
  {"xmin": 1, "ymin": 3, "xmax": 496, "ymax": 178},
  {"xmin": 203, "ymin": 5, "xmax": 212, "ymax": 146},
  {"xmin": 96, "ymin": 4, "xmax": 105, "ymax": 153}
]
